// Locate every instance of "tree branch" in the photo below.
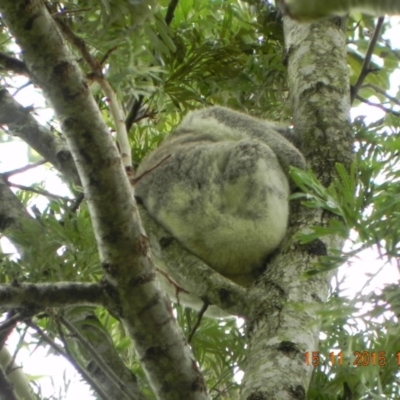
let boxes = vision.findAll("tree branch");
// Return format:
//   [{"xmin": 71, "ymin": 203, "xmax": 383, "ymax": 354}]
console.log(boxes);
[
  {"xmin": 0, "ymin": 151, "xmax": 142, "ymax": 399},
  {"xmin": 239, "ymin": 15, "xmax": 352, "ymax": 398},
  {"xmin": 138, "ymin": 204, "xmax": 249, "ymax": 318},
  {"xmin": 0, "ymin": 89, "xmax": 80, "ymax": 185},
  {"xmin": 0, "ymin": 2, "xmax": 209, "ymax": 398},
  {"xmin": 279, "ymin": 0, "xmax": 400, "ymax": 21},
  {"xmin": 0, "ymin": 52, "xmax": 29, "ymax": 75},
  {"xmin": 0, "ymin": 175, "xmax": 31, "ymax": 232},
  {"xmin": 0, "ymin": 282, "xmax": 110, "ymax": 309}
]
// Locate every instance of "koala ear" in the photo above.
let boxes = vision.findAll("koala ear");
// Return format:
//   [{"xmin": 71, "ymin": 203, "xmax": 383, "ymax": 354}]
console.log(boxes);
[{"xmin": 135, "ymin": 106, "xmax": 304, "ymax": 317}]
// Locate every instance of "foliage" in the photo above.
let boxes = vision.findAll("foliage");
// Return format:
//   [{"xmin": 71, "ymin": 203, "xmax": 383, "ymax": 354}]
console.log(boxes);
[{"xmin": 291, "ymin": 117, "xmax": 400, "ymax": 266}]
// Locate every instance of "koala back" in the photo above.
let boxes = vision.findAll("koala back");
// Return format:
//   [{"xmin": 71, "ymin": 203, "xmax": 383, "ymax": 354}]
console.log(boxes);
[{"xmin": 135, "ymin": 106, "xmax": 305, "ymax": 315}]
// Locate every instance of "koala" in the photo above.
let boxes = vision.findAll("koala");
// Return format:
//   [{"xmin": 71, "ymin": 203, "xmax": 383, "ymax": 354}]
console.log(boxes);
[{"xmin": 135, "ymin": 106, "xmax": 305, "ymax": 315}]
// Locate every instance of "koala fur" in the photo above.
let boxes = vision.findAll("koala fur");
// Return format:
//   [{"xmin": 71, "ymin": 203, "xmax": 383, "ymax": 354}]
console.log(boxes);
[{"xmin": 135, "ymin": 106, "xmax": 305, "ymax": 315}]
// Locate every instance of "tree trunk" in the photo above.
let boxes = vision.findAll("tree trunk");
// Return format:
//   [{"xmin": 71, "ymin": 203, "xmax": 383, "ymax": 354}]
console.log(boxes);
[{"xmin": 240, "ymin": 17, "xmax": 352, "ymax": 399}]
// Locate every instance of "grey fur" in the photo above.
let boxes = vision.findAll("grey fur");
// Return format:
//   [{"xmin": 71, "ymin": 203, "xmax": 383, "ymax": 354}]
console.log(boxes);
[{"xmin": 136, "ymin": 106, "xmax": 305, "ymax": 315}]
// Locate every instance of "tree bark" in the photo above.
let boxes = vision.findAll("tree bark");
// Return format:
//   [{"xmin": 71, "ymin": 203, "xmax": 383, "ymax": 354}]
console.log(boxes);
[
  {"xmin": 240, "ymin": 17, "xmax": 352, "ymax": 400},
  {"xmin": 0, "ymin": 1, "xmax": 209, "ymax": 398},
  {"xmin": 279, "ymin": 0, "xmax": 400, "ymax": 20}
]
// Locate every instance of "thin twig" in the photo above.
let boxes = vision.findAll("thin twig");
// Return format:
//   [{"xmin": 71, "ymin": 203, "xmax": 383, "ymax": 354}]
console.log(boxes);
[
  {"xmin": 165, "ymin": 0, "xmax": 179, "ymax": 26},
  {"xmin": 2, "ymin": 160, "xmax": 47, "ymax": 178},
  {"xmin": 124, "ymin": 0, "xmax": 178, "ymax": 132},
  {"xmin": 6, "ymin": 326, "xmax": 28, "ymax": 376},
  {"xmin": 12, "ymin": 81, "xmax": 33, "ymax": 96},
  {"xmin": 362, "ymin": 83, "xmax": 400, "ymax": 106},
  {"xmin": 56, "ymin": 17, "xmax": 132, "ymax": 168},
  {"xmin": 55, "ymin": 17, "xmax": 100, "ymax": 74},
  {"xmin": 156, "ymin": 267, "xmax": 190, "ymax": 296},
  {"xmin": 99, "ymin": 46, "xmax": 118, "ymax": 66},
  {"xmin": 131, "ymin": 155, "xmax": 171, "ymax": 185},
  {"xmin": 125, "ymin": 95, "xmax": 144, "ymax": 132},
  {"xmin": 188, "ymin": 304, "xmax": 207, "ymax": 344},
  {"xmin": 355, "ymin": 94, "xmax": 400, "ymax": 117},
  {"xmin": 100, "ymin": 79, "xmax": 132, "ymax": 168},
  {"xmin": 69, "ymin": 192, "xmax": 85, "ymax": 213},
  {"xmin": 8, "ymin": 182, "xmax": 71, "ymax": 201},
  {"xmin": 351, "ymin": 17, "xmax": 385, "ymax": 104},
  {"xmin": 59, "ymin": 316, "xmax": 133, "ymax": 400},
  {"xmin": 26, "ymin": 320, "xmax": 110, "ymax": 400}
]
